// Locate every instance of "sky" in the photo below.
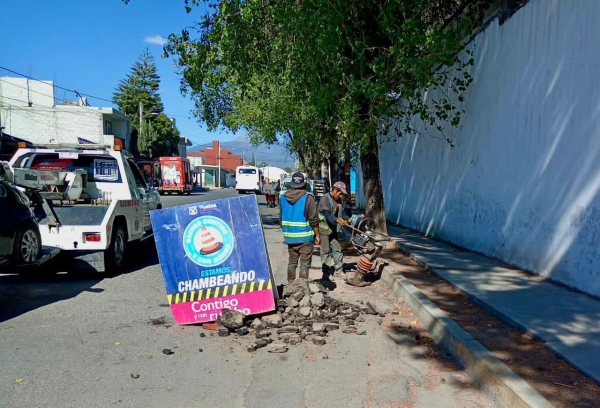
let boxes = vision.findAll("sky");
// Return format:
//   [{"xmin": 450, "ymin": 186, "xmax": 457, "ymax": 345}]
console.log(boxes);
[{"xmin": 0, "ymin": 0, "xmax": 243, "ymax": 148}]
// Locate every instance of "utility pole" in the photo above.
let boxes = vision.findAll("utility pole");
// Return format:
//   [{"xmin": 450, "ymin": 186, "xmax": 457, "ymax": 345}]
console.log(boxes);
[
  {"xmin": 218, "ymin": 141, "xmax": 221, "ymax": 188},
  {"xmin": 26, "ymin": 79, "xmax": 32, "ymax": 107}
]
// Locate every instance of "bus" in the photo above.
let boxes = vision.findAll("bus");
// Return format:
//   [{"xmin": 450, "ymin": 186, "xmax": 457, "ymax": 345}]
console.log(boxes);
[{"xmin": 235, "ymin": 165, "xmax": 264, "ymax": 194}]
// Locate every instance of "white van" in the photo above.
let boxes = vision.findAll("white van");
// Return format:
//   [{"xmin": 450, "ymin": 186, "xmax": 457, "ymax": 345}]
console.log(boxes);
[{"xmin": 235, "ymin": 165, "xmax": 264, "ymax": 194}]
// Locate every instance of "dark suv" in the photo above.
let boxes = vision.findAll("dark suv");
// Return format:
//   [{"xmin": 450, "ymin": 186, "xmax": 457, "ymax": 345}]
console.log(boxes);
[{"xmin": 0, "ymin": 180, "xmax": 41, "ymax": 266}]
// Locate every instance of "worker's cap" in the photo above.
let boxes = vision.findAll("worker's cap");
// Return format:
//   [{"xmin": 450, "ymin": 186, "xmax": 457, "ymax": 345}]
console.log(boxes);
[
  {"xmin": 333, "ymin": 181, "xmax": 348, "ymax": 194},
  {"xmin": 290, "ymin": 172, "xmax": 306, "ymax": 188}
]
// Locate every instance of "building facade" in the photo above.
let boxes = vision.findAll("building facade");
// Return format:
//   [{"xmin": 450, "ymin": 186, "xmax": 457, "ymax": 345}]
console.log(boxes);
[
  {"xmin": 0, "ymin": 77, "xmax": 131, "ymax": 150},
  {"xmin": 199, "ymin": 140, "xmax": 243, "ymax": 171},
  {"xmin": 178, "ymin": 136, "xmax": 192, "ymax": 158}
]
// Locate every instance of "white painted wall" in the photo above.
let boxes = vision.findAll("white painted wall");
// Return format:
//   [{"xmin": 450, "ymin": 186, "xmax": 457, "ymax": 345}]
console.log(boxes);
[
  {"xmin": 261, "ymin": 166, "xmax": 289, "ymax": 183},
  {"xmin": 0, "ymin": 77, "xmax": 55, "ymax": 107},
  {"xmin": 0, "ymin": 105, "xmax": 130, "ymax": 149},
  {"xmin": 360, "ymin": 0, "xmax": 600, "ymax": 297}
]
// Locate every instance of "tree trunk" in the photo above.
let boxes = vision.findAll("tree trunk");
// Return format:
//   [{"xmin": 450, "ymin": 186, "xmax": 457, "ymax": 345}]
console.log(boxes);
[
  {"xmin": 344, "ymin": 148, "xmax": 351, "ymax": 194},
  {"xmin": 360, "ymin": 135, "xmax": 387, "ymax": 234}
]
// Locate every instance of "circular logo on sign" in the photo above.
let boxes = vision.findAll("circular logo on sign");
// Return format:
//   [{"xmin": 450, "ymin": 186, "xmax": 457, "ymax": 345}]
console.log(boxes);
[{"xmin": 183, "ymin": 216, "xmax": 234, "ymax": 267}]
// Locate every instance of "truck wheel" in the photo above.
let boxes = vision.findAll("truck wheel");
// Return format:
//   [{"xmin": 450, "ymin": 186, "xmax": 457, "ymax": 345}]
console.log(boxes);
[
  {"xmin": 12, "ymin": 224, "xmax": 41, "ymax": 264},
  {"xmin": 105, "ymin": 224, "xmax": 127, "ymax": 273}
]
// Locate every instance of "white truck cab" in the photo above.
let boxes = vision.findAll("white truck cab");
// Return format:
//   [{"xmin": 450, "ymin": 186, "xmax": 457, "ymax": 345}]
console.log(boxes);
[{"xmin": 8, "ymin": 144, "xmax": 161, "ymax": 272}]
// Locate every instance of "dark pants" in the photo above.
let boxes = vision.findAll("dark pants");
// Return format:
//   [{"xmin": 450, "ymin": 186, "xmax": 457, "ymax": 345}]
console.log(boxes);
[{"xmin": 287, "ymin": 242, "xmax": 314, "ymax": 282}]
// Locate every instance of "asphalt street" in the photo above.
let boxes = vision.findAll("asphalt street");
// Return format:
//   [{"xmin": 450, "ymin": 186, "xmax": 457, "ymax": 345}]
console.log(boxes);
[{"xmin": 0, "ymin": 188, "xmax": 492, "ymax": 408}]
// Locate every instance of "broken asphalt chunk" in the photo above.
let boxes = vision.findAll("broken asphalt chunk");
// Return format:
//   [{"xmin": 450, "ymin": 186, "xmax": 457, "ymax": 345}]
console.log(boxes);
[
  {"xmin": 218, "ymin": 308, "xmax": 245, "ymax": 331},
  {"xmin": 267, "ymin": 343, "xmax": 288, "ymax": 353},
  {"xmin": 255, "ymin": 331, "xmax": 272, "ymax": 339},
  {"xmin": 254, "ymin": 339, "xmax": 269, "ymax": 349},
  {"xmin": 261, "ymin": 313, "xmax": 283, "ymax": 328},
  {"xmin": 308, "ymin": 282, "xmax": 322, "ymax": 293},
  {"xmin": 312, "ymin": 338, "xmax": 327, "ymax": 346},
  {"xmin": 298, "ymin": 307, "xmax": 311, "ymax": 317}
]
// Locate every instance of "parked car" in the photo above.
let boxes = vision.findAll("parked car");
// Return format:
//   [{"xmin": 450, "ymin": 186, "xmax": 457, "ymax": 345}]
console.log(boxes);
[{"xmin": 0, "ymin": 180, "xmax": 41, "ymax": 265}]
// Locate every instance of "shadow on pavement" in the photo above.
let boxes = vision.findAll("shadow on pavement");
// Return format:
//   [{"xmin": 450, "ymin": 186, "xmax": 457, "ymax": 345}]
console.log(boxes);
[
  {"xmin": 379, "ymin": 247, "xmax": 600, "ymax": 408},
  {"xmin": 0, "ymin": 240, "xmax": 160, "ymax": 323},
  {"xmin": 0, "ymin": 265, "xmax": 104, "ymax": 323}
]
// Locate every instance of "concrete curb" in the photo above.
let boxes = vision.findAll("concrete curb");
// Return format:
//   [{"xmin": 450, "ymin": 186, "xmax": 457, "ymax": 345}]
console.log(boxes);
[
  {"xmin": 395, "ymin": 240, "xmax": 600, "ymax": 385},
  {"xmin": 381, "ymin": 266, "xmax": 553, "ymax": 408}
]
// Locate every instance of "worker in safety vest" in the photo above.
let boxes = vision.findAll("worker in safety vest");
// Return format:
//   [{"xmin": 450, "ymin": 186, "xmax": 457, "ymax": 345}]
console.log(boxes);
[
  {"xmin": 280, "ymin": 172, "xmax": 321, "ymax": 282},
  {"xmin": 318, "ymin": 181, "xmax": 349, "ymax": 281}
]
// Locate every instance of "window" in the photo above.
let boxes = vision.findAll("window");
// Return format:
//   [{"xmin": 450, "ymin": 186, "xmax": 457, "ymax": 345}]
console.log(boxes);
[
  {"xmin": 239, "ymin": 168, "xmax": 257, "ymax": 174},
  {"xmin": 127, "ymin": 159, "xmax": 148, "ymax": 189},
  {"xmin": 15, "ymin": 153, "xmax": 122, "ymax": 183},
  {"xmin": 104, "ymin": 121, "xmax": 113, "ymax": 135}
]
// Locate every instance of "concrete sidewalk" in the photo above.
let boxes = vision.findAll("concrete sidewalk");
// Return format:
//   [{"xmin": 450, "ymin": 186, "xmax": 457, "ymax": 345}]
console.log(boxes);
[{"xmin": 386, "ymin": 223, "xmax": 600, "ymax": 385}]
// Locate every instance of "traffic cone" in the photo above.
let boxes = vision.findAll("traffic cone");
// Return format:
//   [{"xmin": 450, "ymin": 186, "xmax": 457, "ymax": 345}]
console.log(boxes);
[{"xmin": 199, "ymin": 226, "xmax": 223, "ymax": 255}]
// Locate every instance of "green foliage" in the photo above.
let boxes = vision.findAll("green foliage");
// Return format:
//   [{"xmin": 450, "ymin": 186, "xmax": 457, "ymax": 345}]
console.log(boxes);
[
  {"xmin": 113, "ymin": 48, "xmax": 180, "ymax": 157},
  {"xmin": 258, "ymin": 161, "xmax": 269, "ymax": 168},
  {"xmin": 249, "ymin": 152, "xmax": 256, "ymax": 166},
  {"xmin": 283, "ymin": 167, "xmax": 294, "ymax": 174},
  {"xmin": 113, "ymin": 48, "xmax": 164, "ymax": 117},
  {"xmin": 165, "ymin": 0, "xmax": 488, "ymax": 160},
  {"xmin": 137, "ymin": 113, "xmax": 180, "ymax": 158},
  {"xmin": 161, "ymin": 0, "xmax": 489, "ymax": 226}
]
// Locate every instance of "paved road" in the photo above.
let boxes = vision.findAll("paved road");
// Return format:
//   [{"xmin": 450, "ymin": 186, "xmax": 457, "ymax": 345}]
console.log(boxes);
[{"xmin": 0, "ymin": 189, "xmax": 492, "ymax": 408}]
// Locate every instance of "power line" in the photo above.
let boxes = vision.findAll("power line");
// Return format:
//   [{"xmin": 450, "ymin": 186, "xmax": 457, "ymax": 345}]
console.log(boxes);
[
  {"xmin": 1, "ymin": 106, "xmax": 92, "ymax": 135},
  {"xmin": 1, "ymin": 102, "xmax": 99, "ymax": 119},
  {"xmin": 0, "ymin": 95, "xmax": 32, "ymax": 104},
  {"xmin": 1, "ymin": 66, "xmax": 206, "ymax": 122},
  {"xmin": 0, "ymin": 66, "xmax": 113, "ymax": 103},
  {"xmin": 0, "ymin": 79, "xmax": 68, "ymax": 104}
]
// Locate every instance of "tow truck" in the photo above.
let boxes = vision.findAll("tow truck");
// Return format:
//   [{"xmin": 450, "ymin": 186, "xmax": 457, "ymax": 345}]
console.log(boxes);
[{"xmin": 2, "ymin": 143, "xmax": 161, "ymax": 272}]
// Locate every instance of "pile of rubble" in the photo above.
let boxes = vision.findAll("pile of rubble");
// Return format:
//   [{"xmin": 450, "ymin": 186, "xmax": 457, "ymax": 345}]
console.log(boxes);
[{"xmin": 215, "ymin": 279, "xmax": 382, "ymax": 353}]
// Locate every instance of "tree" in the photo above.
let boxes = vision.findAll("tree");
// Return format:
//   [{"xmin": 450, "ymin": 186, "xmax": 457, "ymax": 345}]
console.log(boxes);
[
  {"xmin": 284, "ymin": 167, "xmax": 294, "ymax": 174},
  {"xmin": 113, "ymin": 48, "xmax": 164, "ymax": 116},
  {"xmin": 164, "ymin": 0, "xmax": 489, "ymax": 231},
  {"xmin": 249, "ymin": 152, "xmax": 256, "ymax": 166},
  {"xmin": 113, "ymin": 48, "xmax": 179, "ymax": 157},
  {"xmin": 258, "ymin": 161, "xmax": 269, "ymax": 168},
  {"xmin": 137, "ymin": 113, "xmax": 181, "ymax": 158}
]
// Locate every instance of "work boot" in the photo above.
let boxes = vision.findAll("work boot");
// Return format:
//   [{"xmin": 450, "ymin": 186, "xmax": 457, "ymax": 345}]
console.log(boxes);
[{"xmin": 321, "ymin": 266, "xmax": 334, "ymax": 282}]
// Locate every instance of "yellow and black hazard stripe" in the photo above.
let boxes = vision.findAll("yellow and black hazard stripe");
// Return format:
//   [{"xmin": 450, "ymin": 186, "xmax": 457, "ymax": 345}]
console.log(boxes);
[{"xmin": 167, "ymin": 279, "xmax": 274, "ymax": 305}]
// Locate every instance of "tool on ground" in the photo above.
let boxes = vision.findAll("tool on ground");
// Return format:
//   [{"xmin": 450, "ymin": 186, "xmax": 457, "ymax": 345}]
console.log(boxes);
[{"xmin": 342, "ymin": 215, "xmax": 390, "ymax": 287}]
